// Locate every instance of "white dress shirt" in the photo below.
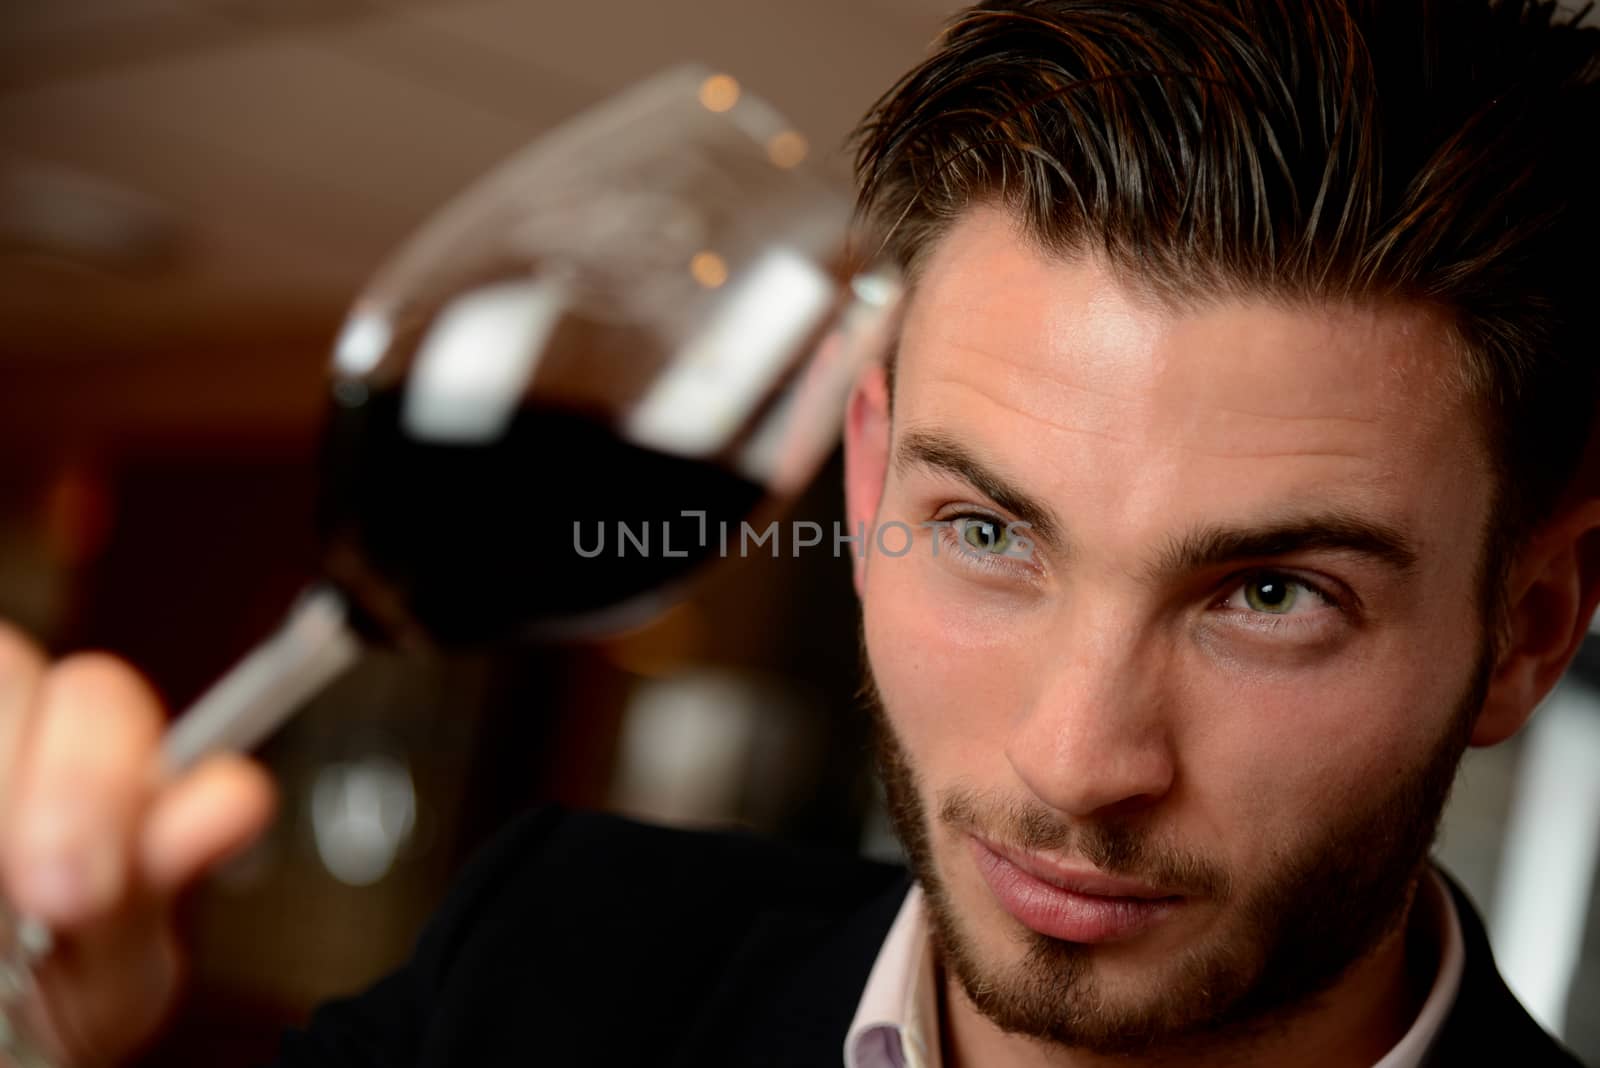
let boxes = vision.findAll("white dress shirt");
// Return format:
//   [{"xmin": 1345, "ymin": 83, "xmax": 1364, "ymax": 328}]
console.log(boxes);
[{"xmin": 843, "ymin": 868, "xmax": 1465, "ymax": 1068}]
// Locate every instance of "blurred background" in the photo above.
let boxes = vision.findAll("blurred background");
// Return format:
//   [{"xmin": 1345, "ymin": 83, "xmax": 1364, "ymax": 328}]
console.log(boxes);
[{"xmin": 0, "ymin": 1, "xmax": 1594, "ymax": 1064}]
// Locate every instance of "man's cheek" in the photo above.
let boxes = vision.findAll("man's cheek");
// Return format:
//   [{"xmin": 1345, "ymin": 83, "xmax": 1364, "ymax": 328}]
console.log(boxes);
[
  {"xmin": 866, "ymin": 570, "xmax": 1023, "ymax": 785},
  {"xmin": 1231, "ymin": 674, "xmax": 1437, "ymax": 813}
]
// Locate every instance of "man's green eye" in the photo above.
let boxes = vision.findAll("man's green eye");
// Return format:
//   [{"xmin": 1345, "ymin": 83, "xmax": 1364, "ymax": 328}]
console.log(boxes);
[
  {"xmin": 960, "ymin": 518, "xmax": 1010, "ymax": 554},
  {"xmin": 1243, "ymin": 575, "xmax": 1299, "ymax": 614}
]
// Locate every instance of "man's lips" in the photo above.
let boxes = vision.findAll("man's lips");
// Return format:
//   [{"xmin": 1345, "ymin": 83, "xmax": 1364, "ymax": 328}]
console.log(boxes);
[
  {"xmin": 968, "ymin": 835, "xmax": 1186, "ymax": 944},
  {"xmin": 981, "ymin": 838, "xmax": 1179, "ymax": 898}
]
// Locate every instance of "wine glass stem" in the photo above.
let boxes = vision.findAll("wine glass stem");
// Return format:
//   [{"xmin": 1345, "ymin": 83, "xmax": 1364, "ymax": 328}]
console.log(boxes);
[{"xmin": 160, "ymin": 584, "xmax": 361, "ymax": 773}]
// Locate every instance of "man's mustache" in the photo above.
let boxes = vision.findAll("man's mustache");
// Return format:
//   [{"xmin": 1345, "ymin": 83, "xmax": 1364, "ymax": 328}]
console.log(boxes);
[{"xmin": 937, "ymin": 787, "xmax": 1235, "ymax": 901}]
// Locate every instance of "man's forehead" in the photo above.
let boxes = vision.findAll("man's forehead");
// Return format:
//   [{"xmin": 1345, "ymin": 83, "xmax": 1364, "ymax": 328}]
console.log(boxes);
[
  {"xmin": 893, "ymin": 206, "xmax": 1474, "ymax": 460},
  {"xmin": 884, "ymin": 207, "xmax": 1494, "ymax": 565}
]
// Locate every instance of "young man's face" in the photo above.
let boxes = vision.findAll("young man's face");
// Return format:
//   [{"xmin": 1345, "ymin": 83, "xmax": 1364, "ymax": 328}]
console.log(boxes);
[{"xmin": 846, "ymin": 205, "xmax": 1497, "ymax": 1051}]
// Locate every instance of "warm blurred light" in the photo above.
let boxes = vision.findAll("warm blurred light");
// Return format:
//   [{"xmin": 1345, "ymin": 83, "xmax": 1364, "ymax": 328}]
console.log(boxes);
[
  {"xmin": 689, "ymin": 249, "xmax": 729, "ymax": 288},
  {"xmin": 1491, "ymin": 682, "xmax": 1600, "ymax": 1035},
  {"xmin": 332, "ymin": 311, "xmax": 391, "ymax": 378},
  {"xmin": 765, "ymin": 130, "xmax": 809, "ymax": 169},
  {"xmin": 633, "ymin": 247, "xmax": 833, "ymax": 458},
  {"xmin": 851, "ymin": 269, "xmax": 900, "ymax": 307},
  {"xmin": 697, "ymin": 73, "xmax": 741, "ymax": 113},
  {"xmin": 44, "ymin": 462, "xmax": 112, "ymax": 567},
  {"xmin": 310, "ymin": 753, "xmax": 417, "ymax": 887},
  {"xmin": 402, "ymin": 278, "xmax": 566, "ymax": 443},
  {"xmin": 609, "ymin": 670, "xmax": 759, "ymax": 826}
]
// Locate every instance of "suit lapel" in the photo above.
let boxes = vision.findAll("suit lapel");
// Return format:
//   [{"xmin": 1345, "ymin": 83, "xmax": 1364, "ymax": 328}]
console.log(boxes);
[{"xmin": 1427, "ymin": 867, "xmax": 1583, "ymax": 1066}]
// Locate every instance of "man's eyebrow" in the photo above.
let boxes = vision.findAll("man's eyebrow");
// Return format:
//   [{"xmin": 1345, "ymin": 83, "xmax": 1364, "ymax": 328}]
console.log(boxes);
[
  {"xmin": 894, "ymin": 428, "xmax": 1064, "ymax": 550},
  {"xmin": 1149, "ymin": 512, "xmax": 1421, "ymax": 581},
  {"xmin": 892, "ymin": 431, "xmax": 1417, "ymax": 576}
]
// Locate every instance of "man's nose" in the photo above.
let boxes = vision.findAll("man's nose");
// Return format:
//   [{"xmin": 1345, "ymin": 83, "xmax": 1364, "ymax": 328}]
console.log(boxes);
[{"xmin": 1005, "ymin": 620, "xmax": 1177, "ymax": 822}]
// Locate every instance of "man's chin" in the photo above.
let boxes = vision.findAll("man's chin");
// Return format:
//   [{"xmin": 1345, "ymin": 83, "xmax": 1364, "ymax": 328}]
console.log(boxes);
[
  {"xmin": 927, "ymin": 843, "xmax": 1266, "ymax": 1055},
  {"xmin": 947, "ymin": 925, "xmax": 1281, "ymax": 1055},
  {"xmin": 929, "ymin": 896, "xmax": 1246, "ymax": 1056}
]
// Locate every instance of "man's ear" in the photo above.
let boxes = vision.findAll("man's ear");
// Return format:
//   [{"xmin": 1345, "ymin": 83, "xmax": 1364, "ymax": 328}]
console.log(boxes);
[
  {"xmin": 843, "ymin": 362, "xmax": 892, "ymax": 596},
  {"xmin": 1475, "ymin": 498, "xmax": 1600, "ymax": 746}
]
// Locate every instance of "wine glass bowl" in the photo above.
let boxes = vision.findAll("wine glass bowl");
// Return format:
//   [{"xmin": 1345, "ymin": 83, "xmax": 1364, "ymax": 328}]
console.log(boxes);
[{"xmin": 315, "ymin": 64, "xmax": 896, "ymax": 648}]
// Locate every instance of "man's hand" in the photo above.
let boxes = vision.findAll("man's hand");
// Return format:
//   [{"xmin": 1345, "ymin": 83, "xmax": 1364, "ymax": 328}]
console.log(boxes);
[{"xmin": 0, "ymin": 622, "xmax": 277, "ymax": 1066}]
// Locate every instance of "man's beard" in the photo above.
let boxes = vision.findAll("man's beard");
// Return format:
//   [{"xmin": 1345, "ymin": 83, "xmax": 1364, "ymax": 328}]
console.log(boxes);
[{"xmin": 862, "ymin": 640, "xmax": 1489, "ymax": 1057}]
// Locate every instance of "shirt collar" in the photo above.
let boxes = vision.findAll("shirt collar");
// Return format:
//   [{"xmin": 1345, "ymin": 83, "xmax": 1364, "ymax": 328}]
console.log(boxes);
[
  {"xmin": 843, "ymin": 868, "xmax": 1465, "ymax": 1068},
  {"xmin": 844, "ymin": 884, "xmax": 942, "ymax": 1068},
  {"xmin": 1373, "ymin": 866, "xmax": 1465, "ymax": 1068}
]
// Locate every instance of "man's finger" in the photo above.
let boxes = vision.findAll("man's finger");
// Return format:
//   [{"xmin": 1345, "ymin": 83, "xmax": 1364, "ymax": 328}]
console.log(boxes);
[
  {"xmin": 3, "ymin": 653, "xmax": 165, "ymax": 926},
  {"xmin": 139, "ymin": 753, "xmax": 277, "ymax": 895}
]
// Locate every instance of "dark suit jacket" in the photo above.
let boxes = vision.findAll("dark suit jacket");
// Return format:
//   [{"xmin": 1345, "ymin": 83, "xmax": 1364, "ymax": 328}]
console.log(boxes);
[{"xmin": 271, "ymin": 807, "xmax": 1586, "ymax": 1067}]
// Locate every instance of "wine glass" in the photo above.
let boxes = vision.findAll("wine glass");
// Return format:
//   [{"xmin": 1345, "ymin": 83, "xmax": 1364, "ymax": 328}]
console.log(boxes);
[{"xmin": 0, "ymin": 65, "xmax": 902, "ymax": 1066}]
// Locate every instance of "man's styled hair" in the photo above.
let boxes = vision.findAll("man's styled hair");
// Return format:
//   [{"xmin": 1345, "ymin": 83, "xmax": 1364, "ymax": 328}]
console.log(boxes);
[{"xmin": 850, "ymin": 0, "xmax": 1600, "ymax": 622}]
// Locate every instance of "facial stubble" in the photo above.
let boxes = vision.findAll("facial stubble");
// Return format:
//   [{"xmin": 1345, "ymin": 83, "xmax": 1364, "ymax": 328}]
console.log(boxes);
[{"xmin": 862, "ymin": 640, "xmax": 1488, "ymax": 1056}]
